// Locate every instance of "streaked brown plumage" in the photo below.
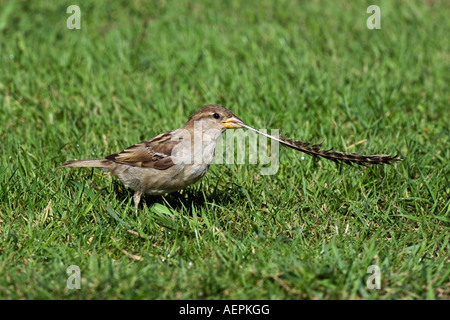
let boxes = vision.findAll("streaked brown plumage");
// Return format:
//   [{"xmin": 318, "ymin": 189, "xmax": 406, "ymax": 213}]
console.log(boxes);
[
  {"xmin": 60, "ymin": 105, "xmax": 244, "ymax": 211},
  {"xmin": 60, "ymin": 104, "xmax": 402, "ymax": 211}
]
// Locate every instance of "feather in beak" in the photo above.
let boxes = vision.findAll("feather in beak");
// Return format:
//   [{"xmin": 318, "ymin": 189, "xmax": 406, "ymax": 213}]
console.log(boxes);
[
  {"xmin": 239, "ymin": 123, "xmax": 403, "ymax": 166},
  {"xmin": 222, "ymin": 116, "xmax": 245, "ymax": 129}
]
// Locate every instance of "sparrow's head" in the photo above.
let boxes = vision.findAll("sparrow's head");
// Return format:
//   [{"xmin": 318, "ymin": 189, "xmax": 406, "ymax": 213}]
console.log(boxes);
[{"xmin": 185, "ymin": 105, "xmax": 245, "ymax": 132}]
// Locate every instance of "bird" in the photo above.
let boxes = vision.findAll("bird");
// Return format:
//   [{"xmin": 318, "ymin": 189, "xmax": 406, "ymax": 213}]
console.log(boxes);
[
  {"xmin": 59, "ymin": 105, "xmax": 245, "ymax": 211},
  {"xmin": 59, "ymin": 104, "xmax": 402, "ymax": 211}
]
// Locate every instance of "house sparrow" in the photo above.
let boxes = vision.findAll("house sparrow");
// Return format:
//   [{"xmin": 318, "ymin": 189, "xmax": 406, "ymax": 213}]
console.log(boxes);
[
  {"xmin": 60, "ymin": 104, "xmax": 401, "ymax": 211},
  {"xmin": 59, "ymin": 105, "xmax": 244, "ymax": 210}
]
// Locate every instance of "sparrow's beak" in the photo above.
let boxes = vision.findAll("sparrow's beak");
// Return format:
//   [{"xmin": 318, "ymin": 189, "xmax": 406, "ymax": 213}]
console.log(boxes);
[{"xmin": 222, "ymin": 116, "xmax": 245, "ymax": 129}]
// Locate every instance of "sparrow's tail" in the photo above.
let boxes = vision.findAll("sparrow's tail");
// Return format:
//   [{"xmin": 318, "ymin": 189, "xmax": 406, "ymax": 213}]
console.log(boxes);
[
  {"xmin": 280, "ymin": 138, "xmax": 403, "ymax": 166},
  {"xmin": 58, "ymin": 159, "xmax": 107, "ymax": 169}
]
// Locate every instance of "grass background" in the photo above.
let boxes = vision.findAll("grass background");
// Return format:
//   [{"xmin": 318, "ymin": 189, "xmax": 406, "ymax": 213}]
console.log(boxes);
[{"xmin": 0, "ymin": 0, "xmax": 449, "ymax": 299}]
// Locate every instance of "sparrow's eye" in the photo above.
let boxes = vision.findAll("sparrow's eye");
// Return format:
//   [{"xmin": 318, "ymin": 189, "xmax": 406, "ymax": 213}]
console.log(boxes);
[{"xmin": 213, "ymin": 113, "xmax": 220, "ymax": 119}]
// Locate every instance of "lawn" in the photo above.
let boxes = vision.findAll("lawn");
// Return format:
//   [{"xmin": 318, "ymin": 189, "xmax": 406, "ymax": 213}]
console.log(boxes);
[{"xmin": 0, "ymin": 0, "xmax": 448, "ymax": 300}]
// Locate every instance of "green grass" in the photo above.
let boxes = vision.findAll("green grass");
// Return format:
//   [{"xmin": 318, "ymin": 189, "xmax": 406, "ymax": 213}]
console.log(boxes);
[{"xmin": 0, "ymin": 0, "xmax": 449, "ymax": 300}]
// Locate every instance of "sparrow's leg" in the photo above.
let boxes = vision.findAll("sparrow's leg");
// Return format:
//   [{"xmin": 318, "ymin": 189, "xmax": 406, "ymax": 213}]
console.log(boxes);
[{"xmin": 133, "ymin": 191, "xmax": 142, "ymax": 213}]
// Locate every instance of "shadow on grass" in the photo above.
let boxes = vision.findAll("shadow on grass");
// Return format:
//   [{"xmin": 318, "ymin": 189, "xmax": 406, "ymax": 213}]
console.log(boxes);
[{"xmin": 110, "ymin": 178, "xmax": 246, "ymax": 215}]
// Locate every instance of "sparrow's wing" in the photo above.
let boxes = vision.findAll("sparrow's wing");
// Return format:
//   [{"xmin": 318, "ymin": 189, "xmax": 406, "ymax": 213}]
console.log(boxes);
[{"xmin": 105, "ymin": 130, "xmax": 181, "ymax": 170}]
